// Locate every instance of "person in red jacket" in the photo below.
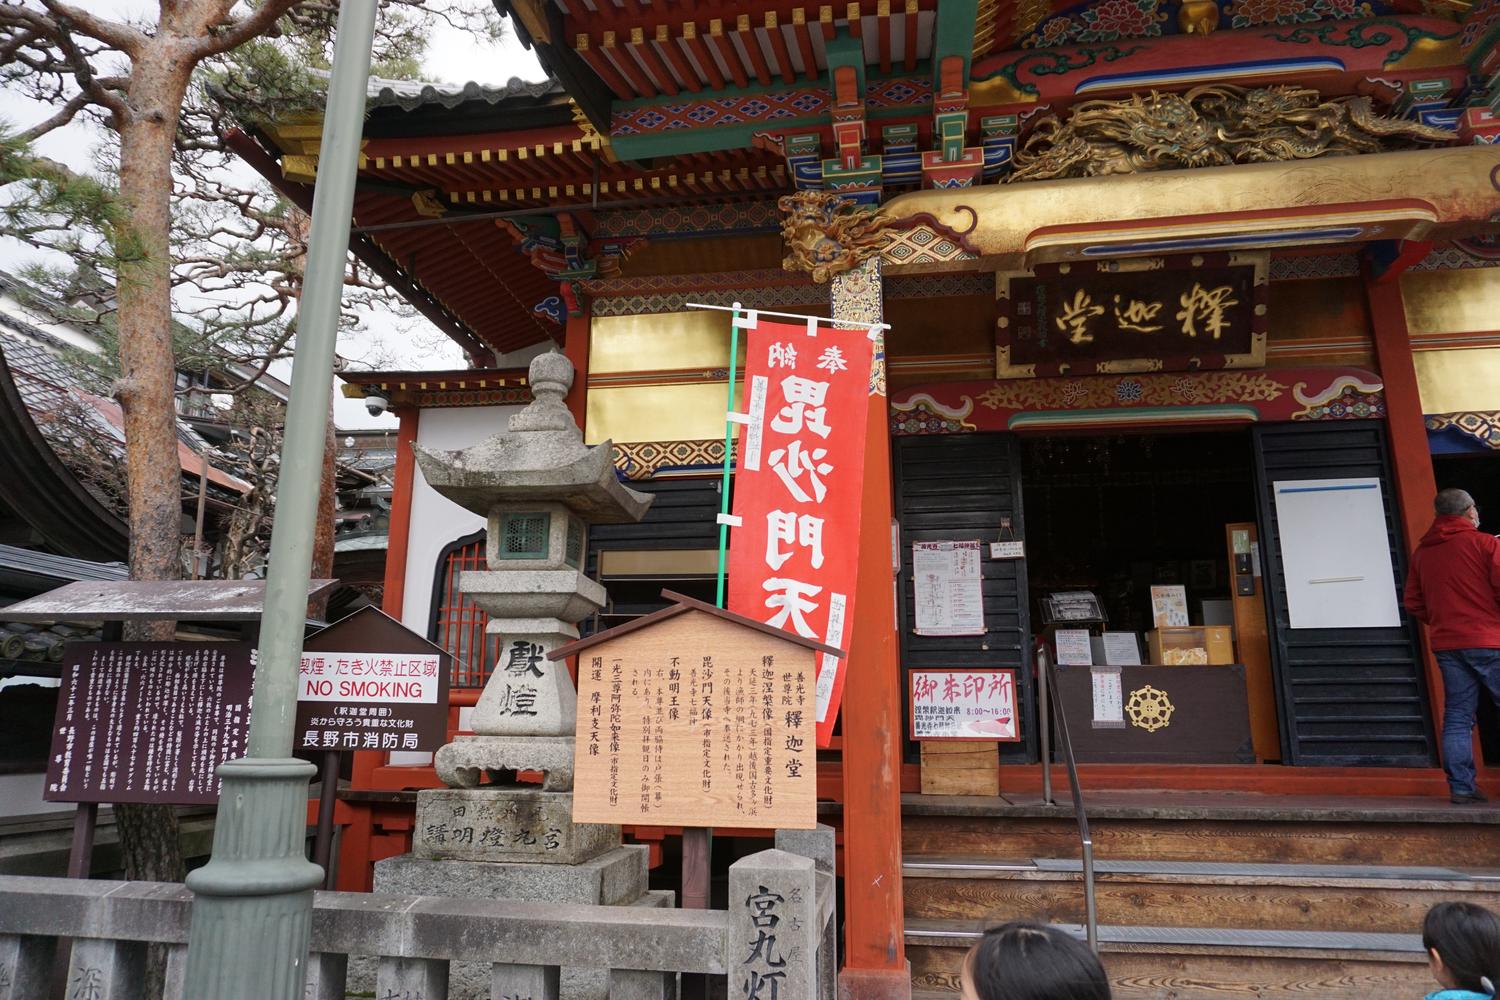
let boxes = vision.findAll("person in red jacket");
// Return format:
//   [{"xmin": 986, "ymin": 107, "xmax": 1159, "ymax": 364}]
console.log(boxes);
[{"xmin": 1405, "ymin": 488, "xmax": 1500, "ymax": 804}]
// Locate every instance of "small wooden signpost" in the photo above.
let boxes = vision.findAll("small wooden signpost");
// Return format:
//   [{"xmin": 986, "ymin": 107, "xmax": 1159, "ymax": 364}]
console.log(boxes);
[
  {"xmin": 294, "ymin": 606, "xmax": 451, "ymax": 888},
  {"xmin": 553, "ymin": 590, "xmax": 838, "ymax": 832}
]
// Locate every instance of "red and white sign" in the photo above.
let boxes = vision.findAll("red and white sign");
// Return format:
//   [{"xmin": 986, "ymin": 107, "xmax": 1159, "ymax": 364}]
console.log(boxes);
[
  {"xmin": 909, "ymin": 668, "xmax": 1021, "ymax": 741},
  {"xmin": 727, "ymin": 316, "xmax": 875, "ymax": 747},
  {"xmin": 297, "ymin": 651, "xmax": 442, "ymax": 704}
]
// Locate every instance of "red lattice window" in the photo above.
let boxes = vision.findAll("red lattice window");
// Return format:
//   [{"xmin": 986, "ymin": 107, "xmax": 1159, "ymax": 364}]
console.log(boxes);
[{"xmin": 430, "ymin": 533, "xmax": 500, "ymax": 688}]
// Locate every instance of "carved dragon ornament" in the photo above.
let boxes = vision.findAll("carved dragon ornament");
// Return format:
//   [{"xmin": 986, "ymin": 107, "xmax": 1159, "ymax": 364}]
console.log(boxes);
[
  {"xmin": 779, "ymin": 190, "xmax": 890, "ymax": 284},
  {"xmin": 1008, "ymin": 84, "xmax": 1453, "ymax": 183}
]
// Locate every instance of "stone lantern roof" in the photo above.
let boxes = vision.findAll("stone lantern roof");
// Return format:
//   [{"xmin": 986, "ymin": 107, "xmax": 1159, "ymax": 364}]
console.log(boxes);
[{"xmin": 412, "ymin": 350, "xmax": 652, "ymax": 523}]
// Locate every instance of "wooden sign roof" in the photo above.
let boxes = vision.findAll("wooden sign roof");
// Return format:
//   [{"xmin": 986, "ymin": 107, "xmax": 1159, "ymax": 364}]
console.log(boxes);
[
  {"xmin": 549, "ymin": 589, "xmax": 843, "ymax": 660},
  {"xmin": 2, "ymin": 579, "xmax": 340, "ymax": 622}
]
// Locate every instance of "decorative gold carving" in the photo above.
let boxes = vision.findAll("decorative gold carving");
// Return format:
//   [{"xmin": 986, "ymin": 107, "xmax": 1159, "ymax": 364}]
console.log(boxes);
[
  {"xmin": 780, "ymin": 191, "xmax": 890, "ymax": 284},
  {"xmin": 1009, "ymin": 85, "xmax": 1453, "ymax": 183},
  {"xmin": 411, "ymin": 189, "xmax": 449, "ymax": 218},
  {"xmin": 1126, "ymin": 685, "xmax": 1175, "ymax": 732},
  {"xmin": 1177, "ymin": 0, "xmax": 1220, "ymax": 34}
]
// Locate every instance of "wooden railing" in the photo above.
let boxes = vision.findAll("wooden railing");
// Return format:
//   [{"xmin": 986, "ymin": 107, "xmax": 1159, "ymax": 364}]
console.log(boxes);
[{"xmin": 0, "ymin": 826, "xmax": 837, "ymax": 1000}]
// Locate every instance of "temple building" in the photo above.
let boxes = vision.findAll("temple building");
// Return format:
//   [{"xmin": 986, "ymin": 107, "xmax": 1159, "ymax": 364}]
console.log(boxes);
[{"xmin": 236, "ymin": 2, "xmax": 1500, "ymax": 995}]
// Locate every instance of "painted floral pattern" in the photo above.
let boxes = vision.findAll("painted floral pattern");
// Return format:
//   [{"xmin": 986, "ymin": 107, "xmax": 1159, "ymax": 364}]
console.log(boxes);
[
  {"xmin": 1023, "ymin": 0, "xmax": 1380, "ymax": 46},
  {"xmin": 1228, "ymin": 0, "xmax": 1374, "ymax": 27}
]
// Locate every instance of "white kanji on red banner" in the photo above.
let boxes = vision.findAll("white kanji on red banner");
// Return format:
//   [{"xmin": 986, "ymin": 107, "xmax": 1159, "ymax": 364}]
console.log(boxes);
[{"xmin": 728, "ymin": 318, "xmax": 875, "ymax": 747}]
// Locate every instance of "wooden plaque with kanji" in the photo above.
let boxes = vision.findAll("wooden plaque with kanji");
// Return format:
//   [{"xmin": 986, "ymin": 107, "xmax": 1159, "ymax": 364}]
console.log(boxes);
[{"xmin": 554, "ymin": 592, "xmax": 832, "ymax": 830}]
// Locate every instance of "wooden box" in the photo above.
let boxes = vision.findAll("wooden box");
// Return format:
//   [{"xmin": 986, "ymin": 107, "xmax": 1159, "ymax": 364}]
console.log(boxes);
[
  {"xmin": 1146, "ymin": 626, "xmax": 1233, "ymax": 665},
  {"xmin": 1052, "ymin": 664, "xmax": 1254, "ymax": 764},
  {"xmin": 920, "ymin": 741, "xmax": 1000, "ymax": 796}
]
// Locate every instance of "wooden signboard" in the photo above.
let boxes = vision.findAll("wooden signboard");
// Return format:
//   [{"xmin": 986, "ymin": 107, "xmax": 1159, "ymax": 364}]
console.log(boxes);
[
  {"xmin": 553, "ymin": 592, "xmax": 838, "ymax": 830},
  {"xmin": 996, "ymin": 252, "xmax": 1267, "ymax": 378},
  {"xmin": 45, "ymin": 641, "xmax": 255, "ymax": 805},
  {"xmin": 294, "ymin": 607, "xmax": 451, "ymax": 753}
]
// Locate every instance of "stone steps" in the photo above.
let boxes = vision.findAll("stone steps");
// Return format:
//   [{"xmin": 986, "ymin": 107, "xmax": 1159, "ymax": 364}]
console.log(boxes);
[
  {"xmin": 903, "ymin": 855, "xmax": 1500, "ymax": 933},
  {"xmin": 906, "ymin": 918, "xmax": 1430, "ymax": 999}
]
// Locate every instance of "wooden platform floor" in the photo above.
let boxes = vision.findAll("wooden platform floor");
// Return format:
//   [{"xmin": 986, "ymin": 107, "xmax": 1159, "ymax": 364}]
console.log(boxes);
[{"xmin": 903, "ymin": 790, "xmax": 1500, "ymax": 824}]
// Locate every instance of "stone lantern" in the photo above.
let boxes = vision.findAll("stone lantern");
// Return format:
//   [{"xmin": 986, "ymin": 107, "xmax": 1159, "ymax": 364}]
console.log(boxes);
[{"xmin": 409, "ymin": 348, "xmax": 652, "ymax": 824}]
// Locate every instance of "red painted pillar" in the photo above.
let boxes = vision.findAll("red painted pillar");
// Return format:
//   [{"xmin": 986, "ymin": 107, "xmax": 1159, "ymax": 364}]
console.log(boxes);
[
  {"xmin": 838, "ymin": 388, "xmax": 910, "ymax": 999},
  {"xmin": 353, "ymin": 408, "xmax": 420, "ymax": 791},
  {"xmin": 563, "ymin": 298, "xmax": 590, "ymax": 431},
  {"xmin": 1364, "ymin": 266, "xmax": 1446, "ymax": 735},
  {"xmin": 834, "ymin": 258, "xmax": 909, "ymax": 999}
]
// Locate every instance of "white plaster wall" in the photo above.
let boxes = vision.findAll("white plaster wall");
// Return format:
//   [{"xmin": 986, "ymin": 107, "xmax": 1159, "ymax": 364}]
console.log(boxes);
[
  {"xmin": 0, "ymin": 771, "xmax": 75, "ymax": 819},
  {"xmin": 391, "ymin": 404, "xmax": 518, "ymax": 764}
]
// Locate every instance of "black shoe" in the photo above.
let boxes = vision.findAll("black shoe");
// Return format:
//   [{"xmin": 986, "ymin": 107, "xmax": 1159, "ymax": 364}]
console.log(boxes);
[{"xmin": 1452, "ymin": 791, "xmax": 1489, "ymax": 804}]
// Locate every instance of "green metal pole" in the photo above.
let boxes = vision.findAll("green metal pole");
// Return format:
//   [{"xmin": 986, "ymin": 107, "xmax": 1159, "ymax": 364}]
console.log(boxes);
[
  {"xmin": 714, "ymin": 303, "xmax": 744, "ymax": 608},
  {"xmin": 182, "ymin": 3, "xmax": 377, "ymax": 997}
]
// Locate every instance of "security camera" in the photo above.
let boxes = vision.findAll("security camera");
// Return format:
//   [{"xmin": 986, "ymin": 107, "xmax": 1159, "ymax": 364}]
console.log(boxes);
[{"xmin": 363, "ymin": 390, "xmax": 389, "ymax": 417}]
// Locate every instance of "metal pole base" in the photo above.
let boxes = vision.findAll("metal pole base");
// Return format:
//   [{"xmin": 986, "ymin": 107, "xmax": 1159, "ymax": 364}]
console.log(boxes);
[{"xmin": 183, "ymin": 757, "xmax": 323, "ymax": 1000}]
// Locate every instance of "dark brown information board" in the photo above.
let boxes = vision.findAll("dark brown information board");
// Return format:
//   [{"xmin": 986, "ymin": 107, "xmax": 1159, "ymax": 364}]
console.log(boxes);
[
  {"xmin": 44, "ymin": 642, "xmax": 255, "ymax": 804},
  {"xmin": 294, "ymin": 607, "xmax": 451, "ymax": 753},
  {"xmin": 997, "ymin": 253, "xmax": 1267, "ymax": 377}
]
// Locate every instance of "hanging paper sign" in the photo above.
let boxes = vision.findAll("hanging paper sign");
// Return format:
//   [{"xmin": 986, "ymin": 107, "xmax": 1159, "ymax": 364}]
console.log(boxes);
[
  {"xmin": 912, "ymin": 540, "xmax": 986, "ymax": 636},
  {"xmin": 909, "ymin": 668, "xmax": 1021, "ymax": 741},
  {"xmin": 728, "ymin": 317, "xmax": 876, "ymax": 749},
  {"xmin": 990, "ymin": 541, "xmax": 1025, "ymax": 559}
]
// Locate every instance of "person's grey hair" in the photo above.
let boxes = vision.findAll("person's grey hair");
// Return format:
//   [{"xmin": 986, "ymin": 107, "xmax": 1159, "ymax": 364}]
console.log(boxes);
[{"xmin": 1436, "ymin": 488, "xmax": 1476, "ymax": 516}]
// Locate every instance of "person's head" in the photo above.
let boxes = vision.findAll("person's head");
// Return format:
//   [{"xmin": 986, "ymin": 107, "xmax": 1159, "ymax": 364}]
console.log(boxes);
[
  {"xmin": 960, "ymin": 921, "xmax": 1112, "ymax": 1000},
  {"xmin": 1423, "ymin": 901, "xmax": 1500, "ymax": 995},
  {"xmin": 1437, "ymin": 488, "xmax": 1480, "ymax": 527}
]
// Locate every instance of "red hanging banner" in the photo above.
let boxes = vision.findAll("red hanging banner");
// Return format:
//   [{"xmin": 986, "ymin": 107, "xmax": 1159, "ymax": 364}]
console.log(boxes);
[{"xmin": 727, "ymin": 316, "xmax": 876, "ymax": 748}]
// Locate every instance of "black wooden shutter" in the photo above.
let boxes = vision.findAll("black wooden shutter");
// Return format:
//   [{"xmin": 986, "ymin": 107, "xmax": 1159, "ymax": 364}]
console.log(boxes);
[
  {"xmin": 894, "ymin": 433, "xmax": 1036, "ymax": 764},
  {"xmin": 1251, "ymin": 421, "xmax": 1436, "ymax": 766}
]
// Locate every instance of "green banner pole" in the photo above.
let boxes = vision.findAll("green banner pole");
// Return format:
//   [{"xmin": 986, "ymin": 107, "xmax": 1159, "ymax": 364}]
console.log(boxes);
[{"xmin": 714, "ymin": 303, "xmax": 745, "ymax": 608}]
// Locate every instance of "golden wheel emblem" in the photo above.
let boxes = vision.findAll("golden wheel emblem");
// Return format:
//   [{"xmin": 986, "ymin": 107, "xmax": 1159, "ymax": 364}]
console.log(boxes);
[{"xmin": 1126, "ymin": 685, "xmax": 1175, "ymax": 732}]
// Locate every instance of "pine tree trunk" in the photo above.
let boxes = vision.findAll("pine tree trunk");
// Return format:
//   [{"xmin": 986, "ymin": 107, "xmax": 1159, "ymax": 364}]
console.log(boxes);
[
  {"xmin": 111, "ymin": 37, "xmax": 194, "ymax": 885},
  {"xmin": 310, "ymin": 401, "xmax": 338, "ymax": 620}
]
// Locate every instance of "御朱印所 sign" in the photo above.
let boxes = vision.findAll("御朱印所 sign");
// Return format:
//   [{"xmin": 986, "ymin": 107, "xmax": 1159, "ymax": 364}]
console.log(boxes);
[
  {"xmin": 910, "ymin": 668, "xmax": 1021, "ymax": 741},
  {"xmin": 726, "ymin": 317, "xmax": 876, "ymax": 748},
  {"xmin": 997, "ymin": 253, "xmax": 1267, "ymax": 378},
  {"xmin": 294, "ymin": 607, "xmax": 451, "ymax": 753},
  {"xmin": 45, "ymin": 641, "xmax": 255, "ymax": 805}
]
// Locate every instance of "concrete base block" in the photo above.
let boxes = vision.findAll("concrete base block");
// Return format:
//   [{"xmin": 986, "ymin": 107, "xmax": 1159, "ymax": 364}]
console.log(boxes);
[
  {"xmin": 434, "ymin": 735, "xmax": 577, "ymax": 792},
  {"xmin": 414, "ymin": 787, "xmax": 619, "ymax": 863}
]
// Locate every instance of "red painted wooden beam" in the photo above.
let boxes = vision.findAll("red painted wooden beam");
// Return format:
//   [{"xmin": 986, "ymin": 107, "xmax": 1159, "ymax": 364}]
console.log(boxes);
[
  {"xmin": 707, "ymin": 19, "xmax": 750, "ymax": 88},
  {"xmin": 793, "ymin": 8, "xmax": 820, "ymax": 80},
  {"xmin": 877, "ymin": 0, "xmax": 893, "ymax": 73},
  {"xmin": 656, "ymin": 24, "xmax": 703, "ymax": 92},
  {"xmin": 737, "ymin": 14, "xmax": 773, "ymax": 86},
  {"xmin": 632, "ymin": 26, "xmax": 681, "ymax": 96},
  {"xmin": 764, "ymin": 12, "xmax": 799, "ymax": 83},
  {"xmin": 603, "ymin": 30, "xmax": 658, "ymax": 99},
  {"xmin": 846, "ymin": 1, "xmax": 864, "ymax": 38},
  {"xmin": 903, "ymin": 0, "xmax": 919, "ymax": 70},
  {"xmin": 682, "ymin": 23, "xmax": 728, "ymax": 90},
  {"xmin": 575, "ymin": 33, "xmax": 636, "ymax": 100}
]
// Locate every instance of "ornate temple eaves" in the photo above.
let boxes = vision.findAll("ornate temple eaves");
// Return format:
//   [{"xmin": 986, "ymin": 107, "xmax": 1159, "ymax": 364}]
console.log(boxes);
[{"xmin": 878, "ymin": 145, "xmax": 1500, "ymax": 267}]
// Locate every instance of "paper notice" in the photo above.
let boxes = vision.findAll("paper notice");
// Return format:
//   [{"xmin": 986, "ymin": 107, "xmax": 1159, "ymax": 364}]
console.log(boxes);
[
  {"xmin": 1090, "ymin": 667, "xmax": 1126, "ymax": 729},
  {"xmin": 1054, "ymin": 629, "xmax": 1094, "ymax": 666},
  {"xmin": 1101, "ymin": 632, "xmax": 1142, "ymax": 666},
  {"xmin": 912, "ymin": 540, "xmax": 986, "ymax": 636}
]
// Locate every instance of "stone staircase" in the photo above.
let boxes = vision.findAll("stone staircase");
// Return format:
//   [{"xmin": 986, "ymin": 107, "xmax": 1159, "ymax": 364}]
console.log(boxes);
[{"xmin": 902, "ymin": 793, "xmax": 1500, "ymax": 999}]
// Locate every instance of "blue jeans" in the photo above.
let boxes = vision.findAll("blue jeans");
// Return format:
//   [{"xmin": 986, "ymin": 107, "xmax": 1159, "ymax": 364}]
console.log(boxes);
[{"xmin": 1437, "ymin": 648, "xmax": 1500, "ymax": 795}]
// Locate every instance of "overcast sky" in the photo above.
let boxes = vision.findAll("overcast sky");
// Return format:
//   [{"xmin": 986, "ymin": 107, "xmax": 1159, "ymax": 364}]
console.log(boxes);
[{"xmin": 0, "ymin": 2, "xmax": 545, "ymax": 429}]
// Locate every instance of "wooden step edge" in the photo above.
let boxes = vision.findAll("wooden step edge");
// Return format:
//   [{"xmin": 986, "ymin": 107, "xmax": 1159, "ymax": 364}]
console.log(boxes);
[
  {"xmin": 901, "ymin": 856, "xmax": 1497, "ymax": 891},
  {"xmin": 904, "ymin": 918, "xmax": 1426, "ymax": 961}
]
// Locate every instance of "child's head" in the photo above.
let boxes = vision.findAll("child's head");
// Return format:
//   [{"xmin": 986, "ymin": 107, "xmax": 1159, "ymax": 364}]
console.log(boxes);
[
  {"xmin": 1423, "ymin": 901, "xmax": 1500, "ymax": 996},
  {"xmin": 960, "ymin": 921, "xmax": 1112, "ymax": 1000}
]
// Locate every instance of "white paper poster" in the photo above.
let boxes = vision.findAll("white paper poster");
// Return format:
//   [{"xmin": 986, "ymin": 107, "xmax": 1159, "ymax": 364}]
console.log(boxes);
[
  {"xmin": 1150, "ymin": 586, "xmax": 1189, "ymax": 627},
  {"xmin": 1090, "ymin": 667, "xmax": 1126, "ymax": 729},
  {"xmin": 1272, "ymin": 478, "xmax": 1401, "ymax": 629},
  {"xmin": 910, "ymin": 668, "xmax": 1019, "ymax": 740},
  {"xmin": 1054, "ymin": 629, "xmax": 1094, "ymax": 666},
  {"xmin": 1101, "ymin": 632, "xmax": 1142, "ymax": 666},
  {"xmin": 913, "ymin": 540, "xmax": 986, "ymax": 636}
]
